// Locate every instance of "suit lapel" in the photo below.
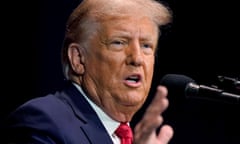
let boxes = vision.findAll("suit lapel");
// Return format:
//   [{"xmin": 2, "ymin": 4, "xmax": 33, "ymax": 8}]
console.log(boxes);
[
  {"xmin": 80, "ymin": 120, "xmax": 114, "ymax": 144},
  {"xmin": 61, "ymin": 82, "xmax": 113, "ymax": 144}
]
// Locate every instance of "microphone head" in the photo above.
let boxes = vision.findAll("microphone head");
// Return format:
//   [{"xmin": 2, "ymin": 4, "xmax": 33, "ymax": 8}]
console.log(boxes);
[
  {"xmin": 160, "ymin": 74, "xmax": 195, "ymax": 99},
  {"xmin": 160, "ymin": 74, "xmax": 195, "ymax": 89}
]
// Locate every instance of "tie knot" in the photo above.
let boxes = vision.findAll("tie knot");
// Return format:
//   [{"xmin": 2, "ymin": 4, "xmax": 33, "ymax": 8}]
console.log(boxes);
[{"xmin": 115, "ymin": 122, "xmax": 133, "ymax": 144}]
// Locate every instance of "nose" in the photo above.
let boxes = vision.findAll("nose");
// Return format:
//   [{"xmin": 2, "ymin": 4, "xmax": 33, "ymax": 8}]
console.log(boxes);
[{"xmin": 126, "ymin": 42, "xmax": 144, "ymax": 66}]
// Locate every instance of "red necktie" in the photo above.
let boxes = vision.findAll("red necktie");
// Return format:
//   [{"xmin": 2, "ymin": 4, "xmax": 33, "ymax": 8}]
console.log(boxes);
[{"xmin": 115, "ymin": 122, "xmax": 133, "ymax": 144}]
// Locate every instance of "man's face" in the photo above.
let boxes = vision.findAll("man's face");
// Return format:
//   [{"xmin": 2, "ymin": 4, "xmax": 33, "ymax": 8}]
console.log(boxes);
[{"xmin": 82, "ymin": 16, "xmax": 159, "ymax": 122}]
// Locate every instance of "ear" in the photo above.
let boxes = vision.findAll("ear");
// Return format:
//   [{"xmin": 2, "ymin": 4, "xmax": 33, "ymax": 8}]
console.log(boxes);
[{"xmin": 68, "ymin": 43, "xmax": 85, "ymax": 75}]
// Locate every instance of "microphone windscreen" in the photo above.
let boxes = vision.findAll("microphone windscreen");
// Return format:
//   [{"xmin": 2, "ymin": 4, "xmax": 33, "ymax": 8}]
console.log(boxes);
[{"xmin": 159, "ymin": 74, "xmax": 195, "ymax": 97}]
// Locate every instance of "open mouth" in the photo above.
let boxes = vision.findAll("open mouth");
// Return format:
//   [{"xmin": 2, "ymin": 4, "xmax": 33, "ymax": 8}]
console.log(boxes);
[{"xmin": 124, "ymin": 74, "xmax": 142, "ymax": 87}]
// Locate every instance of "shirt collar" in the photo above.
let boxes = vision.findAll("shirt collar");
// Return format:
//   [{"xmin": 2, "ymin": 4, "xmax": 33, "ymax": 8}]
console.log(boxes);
[{"xmin": 72, "ymin": 82, "xmax": 120, "ymax": 137}]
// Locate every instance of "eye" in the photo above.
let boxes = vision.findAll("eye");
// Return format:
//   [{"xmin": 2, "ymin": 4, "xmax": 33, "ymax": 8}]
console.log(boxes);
[
  {"xmin": 141, "ymin": 43, "xmax": 154, "ymax": 54},
  {"xmin": 108, "ymin": 40, "xmax": 127, "ymax": 51},
  {"xmin": 142, "ymin": 43, "xmax": 152, "ymax": 49},
  {"xmin": 111, "ymin": 40, "xmax": 124, "ymax": 45}
]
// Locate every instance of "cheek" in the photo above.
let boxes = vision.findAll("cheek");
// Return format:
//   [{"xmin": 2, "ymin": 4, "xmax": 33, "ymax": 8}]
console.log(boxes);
[
  {"xmin": 145, "ymin": 58, "xmax": 155, "ymax": 76},
  {"xmin": 87, "ymin": 52, "xmax": 123, "ymax": 82}
]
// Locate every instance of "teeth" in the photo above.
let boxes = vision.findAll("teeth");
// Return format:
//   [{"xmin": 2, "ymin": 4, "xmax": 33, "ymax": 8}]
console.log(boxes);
[
  {"xmin": 127, "ymin": 80, "xmax": 137, "ymax": 83},
  {"xmin": 126, "ymin": 75, "xmax": 139, "ymax": 83},
  {"xmin": 129, "ymin": 76, "xmax": 138, "ymax": 79}
]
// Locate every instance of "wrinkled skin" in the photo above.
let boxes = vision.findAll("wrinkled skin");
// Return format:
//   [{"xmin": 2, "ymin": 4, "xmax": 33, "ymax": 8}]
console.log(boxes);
[
  {"xmin": 134, "ymin": 86, "xmax": 173, "ymax": 144},
  {"xmin": 68, "ymin": 16, "xmax": 173, "ymax": 143}
]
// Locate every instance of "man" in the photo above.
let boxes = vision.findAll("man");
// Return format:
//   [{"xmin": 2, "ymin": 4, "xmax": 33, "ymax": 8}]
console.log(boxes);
[{"xmin": 3, "ymin": 0, "xmax": 173, "ymax": 143}]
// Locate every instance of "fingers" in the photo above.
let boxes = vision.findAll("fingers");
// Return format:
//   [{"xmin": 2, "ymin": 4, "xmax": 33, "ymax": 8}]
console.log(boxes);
[
  {"xmin": 157, "ymin": 125, "xmax": 174, "ymax": 144},
  {"xmin": 146, "ymin": 86, "xmax": 169, "ymax": 114},
  {"xmin": 134, "ymin": 86, "xmax": 172, "ymax": 143},
  {"xmin": 138, "ymin": 86, "xmax": 168, "ymax": 133},
  {"xmin": 134, "ymin": 114, "xmax": 163, "ymax": 142}
]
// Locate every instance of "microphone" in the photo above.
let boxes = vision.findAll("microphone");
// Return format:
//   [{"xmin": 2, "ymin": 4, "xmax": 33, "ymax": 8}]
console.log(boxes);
[{"xmin": 160, "ymin": 74, "xmax": 240, "ymax": 104}]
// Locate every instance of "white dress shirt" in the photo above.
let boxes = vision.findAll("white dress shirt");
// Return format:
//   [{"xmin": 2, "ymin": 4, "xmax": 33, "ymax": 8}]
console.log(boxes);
[{"xmin": 72, "ymin": 82, "xmax": 122, "ymax": 144}]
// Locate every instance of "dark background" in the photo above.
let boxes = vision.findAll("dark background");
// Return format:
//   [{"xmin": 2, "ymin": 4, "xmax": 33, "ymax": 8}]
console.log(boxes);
[{"xmin": 2, "ymin": 0, "xmax": 239, "ymax": 143}]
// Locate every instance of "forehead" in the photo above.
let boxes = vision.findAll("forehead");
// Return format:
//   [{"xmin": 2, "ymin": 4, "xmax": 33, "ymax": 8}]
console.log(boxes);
[{"xmin": 98, "ymin": 16, "xmax": 159, "ymax": 37}]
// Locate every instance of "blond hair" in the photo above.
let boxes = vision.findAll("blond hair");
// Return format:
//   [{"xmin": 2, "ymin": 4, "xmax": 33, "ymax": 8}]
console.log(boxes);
[{"xmin": 61, "ymin": 0, "xmax": 172, "ymax": 79}]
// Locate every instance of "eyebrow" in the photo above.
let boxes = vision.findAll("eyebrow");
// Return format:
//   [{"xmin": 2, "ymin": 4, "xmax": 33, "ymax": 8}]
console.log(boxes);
[{"xmin": 109, "ymin": 30, "xmax": 155, "ymax": 41}]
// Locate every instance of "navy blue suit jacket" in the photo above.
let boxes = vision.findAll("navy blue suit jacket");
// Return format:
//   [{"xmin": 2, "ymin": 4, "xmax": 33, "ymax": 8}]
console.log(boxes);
[{"xmin": 3, "ymin": 82, "xmax": 114, "ymax": 144}]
